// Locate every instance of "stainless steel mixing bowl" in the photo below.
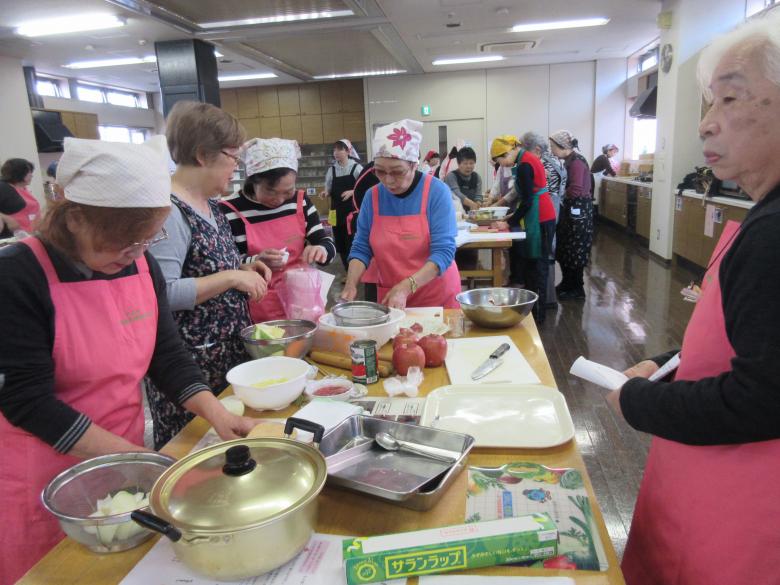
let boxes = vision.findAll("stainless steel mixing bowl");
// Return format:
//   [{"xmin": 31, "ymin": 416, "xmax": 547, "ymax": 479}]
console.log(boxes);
[
  {"xmin": 240, "ymin": 320, "xmax": 317, "ymax": 360},
  {"xmin": 456, "ymin": 288, "xmax": 538, "ymax": 328}
]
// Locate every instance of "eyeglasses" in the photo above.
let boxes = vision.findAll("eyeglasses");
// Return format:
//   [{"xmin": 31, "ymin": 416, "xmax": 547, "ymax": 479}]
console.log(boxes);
[
  {"xmin": 120, "ymin": 227, "xmax": 168, "ymax": 256},
  {"xmin": 374, "ymin": 166, "xmax": 412, "ymax": 180},
  {"xmin": 221, "ymin": 150, "xmax": 242, "ymax": 166}
]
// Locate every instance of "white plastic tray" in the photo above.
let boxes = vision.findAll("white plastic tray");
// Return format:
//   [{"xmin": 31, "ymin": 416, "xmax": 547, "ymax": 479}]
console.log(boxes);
[{"xmin": 419, "ymin": 384, "xmax": 575, "ymax": 448}]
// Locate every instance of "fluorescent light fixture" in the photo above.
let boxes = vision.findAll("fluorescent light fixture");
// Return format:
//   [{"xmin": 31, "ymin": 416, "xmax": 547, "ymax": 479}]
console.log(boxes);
[
  {"xmin": 432, "ymin": 55, "xmax": 505, "ymax": 66},
  {"xmin": 16, "ymin": 14, "xmax": 125, "ymax": 37},
  {"xmin": 218, "ymin": 72, "xmax": 278, "ymax": 81},
  {"xmin": 63, "ymin": 56, "xmax": 156, "ymax": 69},
  {"xmin": 511, "ymin": 17, "xmax": 609, "ymax": 33},
  {"xmin": 313, "ymin": 69, "xmax": 406, "ymax": 79},
  {"xmin": 214, "ymin": 50, "xmax": 224, "ymax": 58},
  {"xmin": 199, "ymin": 9, "xmax": 353, "ymax": 29}
]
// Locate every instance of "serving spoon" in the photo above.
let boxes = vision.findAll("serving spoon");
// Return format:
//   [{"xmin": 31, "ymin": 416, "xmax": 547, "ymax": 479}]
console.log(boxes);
[{"xmin": 374, "ymin": 432, "xmax": 456, "ymax": 463}]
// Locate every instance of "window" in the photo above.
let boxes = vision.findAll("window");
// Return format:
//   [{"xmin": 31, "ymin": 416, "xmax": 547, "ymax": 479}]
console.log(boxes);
[
  {"xmin": 747, "ymin": 0, "xmax": 777, "ymax": 17},
  {"xmin": 106, "ymin": 90, "xmax": 140, "ymax": 108},
  {"xmin": 631, "ymin": 118, "xmax": 657, "ymax": 159},
  {"xmin": 639, "ymin": 49, "xmax": 658, "ymax": 73},
  {"xmin": 99, "ymin": 125, "xmax": 149, "ymax": 144},
  {"xmin": 77, "ymin": 85, "xmax": 105, "ymax": 103},
  {"xmin": 36, "ymin": 79, "xmax": 59, "ymax": 97}
]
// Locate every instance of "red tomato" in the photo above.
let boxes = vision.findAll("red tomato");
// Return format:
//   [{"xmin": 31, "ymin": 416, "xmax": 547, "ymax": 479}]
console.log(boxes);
[
  {"xmin": 417, "ymin": 334, "xmax": 448, "ymax": 367},
  {"xmin": 392, "ymin": 342, "xmax": 426, "ymax": 376}
]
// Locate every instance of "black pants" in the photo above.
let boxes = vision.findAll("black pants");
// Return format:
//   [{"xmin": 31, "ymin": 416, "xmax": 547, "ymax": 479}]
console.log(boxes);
[
  {"xmin": 510, "ymin": 220, "xmax": 555, "ymax": 323},
  {"xmin": 559, "ymin": 267, "xmax": 584, "ymax": 292},
  {"xmin": 333, "ymin": 224, "xmax": 351, "ymax": 270}
]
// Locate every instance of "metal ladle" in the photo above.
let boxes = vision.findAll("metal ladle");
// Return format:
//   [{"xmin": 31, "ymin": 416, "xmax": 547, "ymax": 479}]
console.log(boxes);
[{"xmin": 374, "ymin": 432, "xmax": 456, "ymax": 463}]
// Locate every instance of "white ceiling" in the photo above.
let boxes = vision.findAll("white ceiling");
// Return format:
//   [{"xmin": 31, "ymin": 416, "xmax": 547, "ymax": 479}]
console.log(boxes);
[{"xmin": 0, "ymin": 0, "xmax": 661, "ymax": 92}]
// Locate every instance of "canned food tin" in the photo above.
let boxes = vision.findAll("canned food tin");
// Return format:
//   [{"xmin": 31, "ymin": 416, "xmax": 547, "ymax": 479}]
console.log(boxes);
[{"xmin": 350, "ymin": 340, "xmax": 378, "ymax": 385}]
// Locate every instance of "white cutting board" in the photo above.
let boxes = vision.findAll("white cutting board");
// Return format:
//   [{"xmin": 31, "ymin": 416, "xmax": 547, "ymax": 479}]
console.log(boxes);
[
  {"xmin": 420, "ymin": 384, "xmax": 575, "ymax": 448},
  {"xmin": 445, "ymin": 336, "xmax": 540, "ymax": 385}
]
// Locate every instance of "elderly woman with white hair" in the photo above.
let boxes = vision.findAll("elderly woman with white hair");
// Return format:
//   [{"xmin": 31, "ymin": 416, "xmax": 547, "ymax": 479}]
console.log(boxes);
[
  {"xmin": 606, "ymin": 12, "xmax": 780, "ymax": 585},
  {"xmin": 0, "ymin": 137, "xmax": 258, "ymax": 582}
]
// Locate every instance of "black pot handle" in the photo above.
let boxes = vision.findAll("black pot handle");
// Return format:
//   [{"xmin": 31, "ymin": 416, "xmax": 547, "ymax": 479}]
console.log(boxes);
[
  {"xmin": 131, "ymin": 510, "xmax": 182, "ymax": 542},
  {"xmin": 285, "ymin": 417, "xmax": 325, "ymax": 445}
]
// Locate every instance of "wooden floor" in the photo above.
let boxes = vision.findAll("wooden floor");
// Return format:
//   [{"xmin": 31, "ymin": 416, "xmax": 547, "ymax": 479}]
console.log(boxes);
[
  {"xmin": 327, "ymin": 221, "xmax": 701, "ymax": 560},
  {"xmin": 538, "ymin": 223, "xmax": 699, "ymax": 559}
]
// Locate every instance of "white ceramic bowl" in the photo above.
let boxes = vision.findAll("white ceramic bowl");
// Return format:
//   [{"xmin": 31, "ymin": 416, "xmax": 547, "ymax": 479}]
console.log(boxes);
[
  {"xmin": 227, "ymin": 356, "xmax": 310, "ymax": 411},
  {"xmin": 304, "ymin": 378, "xmax": 368, "ymax": 402},
  {"xmin": 317, "ymin": 307, "xmax": 405, "ymax": 349},
  {"xmin": 480, "ymin": 206, "xmax": 510, "ymax": 219}
]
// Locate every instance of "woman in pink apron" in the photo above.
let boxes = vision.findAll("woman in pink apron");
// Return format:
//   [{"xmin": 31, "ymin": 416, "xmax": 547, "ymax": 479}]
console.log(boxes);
[
  {"xmin": 341, "ymin": 119, "xmax": 461, "ymax": 309},
  {"xmin": 608, "ymin": 22, "xmax": 780, "ymax": 585},
  {"xmin": 219, "ymin": 137, "xmax": 337, "ymax": 322},
  {"xmin": 0, "ymin": 137, "xmax": 257, "ymax": 583},
  {"xmin": 0, "ymin": 157, "xmax": 41, "ymax": 234}
]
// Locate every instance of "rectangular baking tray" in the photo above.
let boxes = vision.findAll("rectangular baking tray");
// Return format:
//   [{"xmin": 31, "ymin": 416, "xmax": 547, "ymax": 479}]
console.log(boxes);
[{"xmin": 319, "ymin": 415, "xmax": 475, "ymax": 510}]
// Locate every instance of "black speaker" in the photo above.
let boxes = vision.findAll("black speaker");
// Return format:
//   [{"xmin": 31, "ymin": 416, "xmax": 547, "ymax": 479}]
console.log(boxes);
[{"xmin": 155, "ymin": 39, "xmax": 220, "ymax": 116}]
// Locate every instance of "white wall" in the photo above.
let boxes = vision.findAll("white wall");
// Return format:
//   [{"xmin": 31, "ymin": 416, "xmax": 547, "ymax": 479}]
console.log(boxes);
[
  {"xmin": 41, "ymin": 96, "xmax": 157, "ymax": 129},
  {"xmin": 0, "ymin": 56, "xmax": 45, "ymax": 203},
  {"xmin": 593, "ymin": 59, "xmax": 628, "ymax": 159},
  {"xmin": 366, "ymin": 60, "xmax": 620, "ymax": 185}
]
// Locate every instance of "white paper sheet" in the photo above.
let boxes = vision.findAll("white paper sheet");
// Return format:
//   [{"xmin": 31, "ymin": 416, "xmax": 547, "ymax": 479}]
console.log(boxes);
[
  {"xmin": 569, "ymin": 356, "xmax": 628, "ymax": 391},
  {"xmin": 455, "ymin": 231, "xmax": 526, "ymax": 248},
  {"xmin": 648, "ymin": 352, "xmax": 681, "ymax": 381},
  {"xmin": 119, "ymin": 533, "xmax": 405, "ymax": 585},
  {"xmin": 318, "ymin": 269, "xmax": 336, "ymax": 306},
  {"xmin": 420, "ymin": 577, "xmax": 575, "ymax": 585}
]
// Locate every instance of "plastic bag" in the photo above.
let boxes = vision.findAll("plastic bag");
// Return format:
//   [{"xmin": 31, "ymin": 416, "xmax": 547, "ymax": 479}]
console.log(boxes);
[
  {"xmin": 382, "ymin": 366, "xmax": 424, "ymax": 397},
  {"xmin": 279, "ymin": 265, "xmax": 325, "ymax": 322}
]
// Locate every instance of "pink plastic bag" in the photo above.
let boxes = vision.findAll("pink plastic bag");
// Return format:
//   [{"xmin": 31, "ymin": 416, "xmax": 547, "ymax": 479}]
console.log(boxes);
[{"xmin": 279, "ymin": 265, "xmax": 325, "ymax": 322}]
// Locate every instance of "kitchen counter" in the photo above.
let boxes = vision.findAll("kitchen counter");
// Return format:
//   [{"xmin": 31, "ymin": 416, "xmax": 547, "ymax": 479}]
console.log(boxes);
[
  {"xmin": 599, "ymin": 178, "xmax": 652, "ymax": 240},
  {"xmin": 603, "ymin": 176, "xmax": 654, "ymax": 188},
  {"xmin": 21, "ymin": 311, "xmax": 626, "ymax": 585},
  {"xmin": 679, "ymin": 188, "xmax": 755, "ymax": 210}
]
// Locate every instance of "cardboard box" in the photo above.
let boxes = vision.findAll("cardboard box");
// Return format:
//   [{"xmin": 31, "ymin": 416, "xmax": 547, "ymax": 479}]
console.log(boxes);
[{"xmin": 342, "ymin": 514, "xmax": 558, "ymax": 584}]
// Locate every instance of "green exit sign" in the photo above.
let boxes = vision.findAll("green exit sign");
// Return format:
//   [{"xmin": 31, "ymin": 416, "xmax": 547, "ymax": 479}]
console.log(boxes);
[{"xmin": 421, "ymin": 105, "xmax": 431, "ymax": 116}]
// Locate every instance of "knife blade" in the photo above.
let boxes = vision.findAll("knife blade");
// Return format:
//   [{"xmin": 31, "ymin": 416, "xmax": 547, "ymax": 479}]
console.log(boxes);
[{"xmin": 471, "ymin": 342, "xmax": 511, "ymax": 380}]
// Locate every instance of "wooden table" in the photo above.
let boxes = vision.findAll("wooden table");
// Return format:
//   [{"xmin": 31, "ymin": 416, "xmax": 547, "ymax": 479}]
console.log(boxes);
[
  {"xmin": 21, "ymin": 312, "xmax": 625, "ymax": 585},
  {"xmin": 458, "ymin": 239, "xmax": 511, "ymax": 287}
]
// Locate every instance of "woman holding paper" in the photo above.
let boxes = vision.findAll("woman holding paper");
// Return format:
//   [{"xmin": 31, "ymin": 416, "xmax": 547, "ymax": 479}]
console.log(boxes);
[{"xmin": 606, "ymin": 15, "xmax": 780, "ymax": 585}]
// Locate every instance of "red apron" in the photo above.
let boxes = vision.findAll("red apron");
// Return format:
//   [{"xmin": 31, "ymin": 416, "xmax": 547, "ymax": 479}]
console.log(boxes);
[
  {"xmin": 8, "ymin": 186, "xmax": 41, "ymax": 233},
  {"xmin": 369, "ymin": 174, "xmax": 461, "ymax": 308},
  {"xmin": 622, "ymin": 220, "xmax": 780, "ymax": 585},
  {"xmin": 220, "ymin": 190, "xmax": 307, "ymax": 322},
  {"xmin": 0, "ymin": 238, "xmax": 156, "ymax": 583}
]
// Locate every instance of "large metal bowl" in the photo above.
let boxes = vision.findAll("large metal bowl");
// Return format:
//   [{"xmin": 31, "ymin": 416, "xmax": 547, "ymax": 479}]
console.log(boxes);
[
  {"xmin": 240, "ymin": 320, "xmax": 317, "ymax": 360},
  {"xmin": 456, "ymin": 288, "xmax": 538, "ymax": 329}
]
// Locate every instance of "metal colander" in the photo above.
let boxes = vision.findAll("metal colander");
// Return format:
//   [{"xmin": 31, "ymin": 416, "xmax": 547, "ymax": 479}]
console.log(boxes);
[
  {"xmin": 42, "ymin": 452, "xmax": 175, "ymax": 553},
  {"xmin": 331, "ymin": 301, "xmax": 391, "ymax": 327}
]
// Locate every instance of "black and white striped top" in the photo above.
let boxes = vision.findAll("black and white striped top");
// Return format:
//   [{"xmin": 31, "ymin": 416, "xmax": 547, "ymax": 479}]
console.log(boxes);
[{"xmin": 219, "ymin": 191, "xmax": 336, "ymax": 263}]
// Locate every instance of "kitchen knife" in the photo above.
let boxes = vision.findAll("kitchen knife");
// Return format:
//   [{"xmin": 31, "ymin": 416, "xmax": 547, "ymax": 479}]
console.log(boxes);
[{"xmin": 471, "ymin": 342, "xmax": 511, "ymax": 380}]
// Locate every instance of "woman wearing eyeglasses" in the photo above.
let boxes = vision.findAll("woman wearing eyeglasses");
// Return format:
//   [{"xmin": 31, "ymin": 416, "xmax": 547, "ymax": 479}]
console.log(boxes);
[
  {"xmin": 219, "ymin": 137, "xmax": 336, "ymax": 322},
  {"xmin": 148, "ymin": 101, "xmax": 271, "ymax": 449},
  {"xmin": 0, "ymin": 137, "xmax": 258, "ymax": 583},
  {"xmin": 341, "ymin": 119, "xmax": 460, "ymax": 309}
]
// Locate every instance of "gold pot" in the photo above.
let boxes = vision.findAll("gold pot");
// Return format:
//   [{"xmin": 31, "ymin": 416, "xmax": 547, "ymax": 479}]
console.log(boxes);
[{"xmin": 132, "ymin": 419, "xmax": 326, "ymax": 581}]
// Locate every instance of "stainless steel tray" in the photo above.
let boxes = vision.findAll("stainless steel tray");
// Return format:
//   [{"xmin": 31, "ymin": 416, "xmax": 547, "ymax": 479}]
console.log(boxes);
[{"xmin": 319, "ymin": 415, "xmax": 475, "ymax": 510}]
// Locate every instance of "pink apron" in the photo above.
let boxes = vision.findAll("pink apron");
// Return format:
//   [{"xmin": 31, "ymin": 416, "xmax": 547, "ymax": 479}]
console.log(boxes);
[
  {"xmin": 0, "ymin": 238, "xmax": 156, "ymax": 583},
  {"xmin": 8, "ymin": 186, "xmax": 41, "ymax": 233},
  {"xmin": 622, "ymin": 221, "xmax": 780, "ymax": 585},
  {"xmin": 221, "ymin": 190, "xmax": 307, "ymax": 322},
  {"xmin": 369, "ymin": 174, "xmax": 461, "ymax": 308}
]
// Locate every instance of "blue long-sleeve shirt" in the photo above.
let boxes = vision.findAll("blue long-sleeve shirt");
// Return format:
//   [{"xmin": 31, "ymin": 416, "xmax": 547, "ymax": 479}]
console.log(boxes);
[{"xmin": 349, "ymin": 172, "xmax": 457, "ymax": 276}]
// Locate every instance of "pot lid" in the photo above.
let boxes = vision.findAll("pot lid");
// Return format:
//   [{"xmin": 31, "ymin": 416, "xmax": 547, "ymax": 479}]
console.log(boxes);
[{"xmin": 150, "ymin": 438, "xmax": 326, "ymax": 533}]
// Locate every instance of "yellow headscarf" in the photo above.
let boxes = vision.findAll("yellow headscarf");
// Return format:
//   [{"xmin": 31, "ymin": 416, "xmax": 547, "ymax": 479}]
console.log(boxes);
[{"xmin": 490, "ymin": 135, "xmax": 520, "ymax": 159}]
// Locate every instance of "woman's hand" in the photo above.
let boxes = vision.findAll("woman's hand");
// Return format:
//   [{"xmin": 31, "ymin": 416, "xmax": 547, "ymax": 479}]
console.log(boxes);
[
  {"xmin": 302, "ymin": 245, "xmax": 327, "ymax": 264},
  {"xmin": 623, "ymin": 360, "xmax": 660, "ymax": 379},
  {"xmin": 231, "ymin": 270, "xmax": 268, "ymax": 302},
  {"xmin": 240, "ymin": 259, "xmax": 272, "ymax": 281},
  {"xmin": 340, "ymin": 189, "xmax": 355, "ymax": 202},
  {"xmin": 492, "ymin": 220, "xmax": 510, "ymax": 231},
  {"xmin": 257, "ymin": 248, "xmax": 287, "ymax": 268},
  {"xmin": 463, "ymin": 198, "xmax": 479, "ymax": 211},
  {"xmin": 211, "ymin": 412, "xmax": 259, "ymax": 441},
  {"xmin": 318, "ymin": 190, "xmax": 329, "ymax": 200},
  {"xmin": 382, "ymin": 279, "xmax": 413, "ymax": 309},
  {"xmin": 339, "ymin": 283, "xmax": 358, "ymax": 303}
]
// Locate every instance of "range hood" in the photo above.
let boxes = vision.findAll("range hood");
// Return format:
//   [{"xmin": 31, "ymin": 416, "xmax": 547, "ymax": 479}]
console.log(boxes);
[
  {"xmin": 630, "ymin": 85, "xmax": 657, "ymax": 119},
  {"xmin": 32, "ymin": 109, "xmax": 73, "ymax": 153}
]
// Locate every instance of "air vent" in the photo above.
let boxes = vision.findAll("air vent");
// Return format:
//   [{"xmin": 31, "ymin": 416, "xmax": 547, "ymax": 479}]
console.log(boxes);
[{"xmin": 480, "ymin": 40, "xmax": 536, "ymax": 53}]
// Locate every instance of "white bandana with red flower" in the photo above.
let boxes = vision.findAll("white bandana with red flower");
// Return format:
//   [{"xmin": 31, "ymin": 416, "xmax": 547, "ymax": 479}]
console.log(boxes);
[{"xmin": 373, "ymin": 118, "xmax": 423, "ymax": 162}]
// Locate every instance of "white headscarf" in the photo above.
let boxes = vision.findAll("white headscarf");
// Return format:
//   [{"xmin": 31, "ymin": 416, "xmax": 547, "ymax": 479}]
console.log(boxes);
[
  {"xmin": 336, "ymin": 138, "xmax": 360, "ymax": 161},
  {"xmin": 57, "ymin": 135, "xmax": 171, "ymax": 208},
  {"xmin": 242, "ymin": 138, "xmax": 301, "ymax": 177},
  {"xmin": 372, "ymin": 119, "xmax": 423, "ymax": 162}
]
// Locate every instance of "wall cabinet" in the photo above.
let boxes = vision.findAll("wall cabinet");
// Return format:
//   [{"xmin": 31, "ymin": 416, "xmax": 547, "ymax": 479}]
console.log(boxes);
[{"xmin": 58, "ymin": 110, "xmax": 98, "ymax": 139}]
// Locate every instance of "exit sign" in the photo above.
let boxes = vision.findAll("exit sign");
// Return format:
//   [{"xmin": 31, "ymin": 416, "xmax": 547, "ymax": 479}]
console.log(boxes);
[{"xmin": 421, "ymin": 105, "xmax": 431, "ymax": 116}]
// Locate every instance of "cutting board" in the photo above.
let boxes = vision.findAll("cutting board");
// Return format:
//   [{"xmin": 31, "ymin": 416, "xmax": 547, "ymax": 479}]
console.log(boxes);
[{"xmin": 444, "ymin": 336, "xmax": 541, "ymax": 385}]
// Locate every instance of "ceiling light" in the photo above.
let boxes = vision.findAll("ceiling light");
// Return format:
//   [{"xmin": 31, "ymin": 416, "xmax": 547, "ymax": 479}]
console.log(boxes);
[
  {"xmin": 511, "ymin": 17, "xmax": 609, "ymax": 33},
  {"xmin": 214, "ymin": 50, "xmax": 224, "ymax": 58},
  {"xmin": 199, "ymin": 10, "xmax": 353, "ymax": 29},
  {"xmin": 218, "ymin": 73, "xmax": 278, "ymax": 81},
  {"xmin": 16, "ymin": 14, "xmax": 125, "ymax": 37},
  {"xmin": 63, "ymin": 56, "xmax": 156, "ymax": 69},
  {"xmin": 313, "ymin": 70, "xmax": 406, "ymax": 79},
  {"xmin": 432, "ymin": 55, "xmax": 505, "ymax": 66}
]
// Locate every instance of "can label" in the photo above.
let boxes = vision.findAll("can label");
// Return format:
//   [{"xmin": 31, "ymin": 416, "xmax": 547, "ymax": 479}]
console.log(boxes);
[{"xmin": 350, "ymin": 340, "xmax": 379, "ymax": 385}]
